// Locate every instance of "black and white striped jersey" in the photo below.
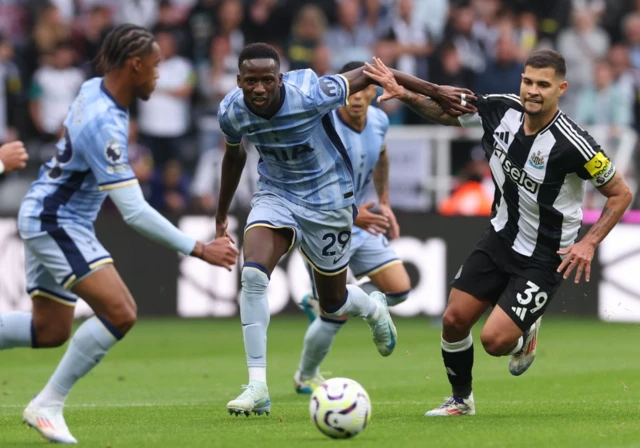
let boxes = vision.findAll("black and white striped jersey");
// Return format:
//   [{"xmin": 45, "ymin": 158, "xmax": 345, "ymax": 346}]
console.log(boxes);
[{"xmin": 458, "ymin": 93, "xmax": 616, "ymax": 265}]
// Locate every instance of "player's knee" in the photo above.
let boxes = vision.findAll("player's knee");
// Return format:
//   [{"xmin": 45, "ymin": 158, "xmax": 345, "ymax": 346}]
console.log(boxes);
[
  {"xmin": 107, "ymin": 301, "xmax": 137, "ymax": 334},
  {"xmin": 241, "ymin": 264, "xmax": 270, "ymax": 295},
  {"xmin": 442, "ymin": 307, "xmax": 472, "ymax": 335},
  {"xmin": 480, "ymin": 330, "xmax": 512, "ymax": 357},
  {"xmin": 33, "ymin": 322, "xmax": 71, "ymax": 348}
]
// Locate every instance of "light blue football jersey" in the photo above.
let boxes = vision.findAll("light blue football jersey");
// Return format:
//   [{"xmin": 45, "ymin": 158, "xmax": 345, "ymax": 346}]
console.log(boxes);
[
  {"xmin": 332, "ymin": 105, "xmax": 389, "ymax": 247},
  {"xmin": 18, "ymin": 78, "xmax": 138, "ymax": 235},
  {"xmin": 333, "ymin": 106, "xmax": 389, "ymax": 206},
  {"xmin": 218, "ymin": 69, "xmax": 355, "ymax": 210}
]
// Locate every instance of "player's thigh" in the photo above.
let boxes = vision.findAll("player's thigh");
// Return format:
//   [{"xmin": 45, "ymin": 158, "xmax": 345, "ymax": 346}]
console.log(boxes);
[
  {"xmin": 493, "ymin": 264, "xmax": 562, "ymax": 333},
  {"xmin": 24, "ymin": 245, "xmax": 76, "ymax": 347},
  {"xmin": 350, "ymin": 232, "xmax": 410, "ymax": 293},
  {"xmin": 444, "ymin": 247, "xmax": 509, "ymax": 333},
  {"xmin": 313, "ymin": 269, "xmax": 349, "ymax": 305},
  {"xmin": 297, "ymin": 205, "xmax": 354, "ymax": 277},
  {"xmin": 71, "ymin": 264, "xmax": 136, "ymax": 334},
  {"xmin": 244, "ymin": 191, "xmax": 300, "ymax": 272}
]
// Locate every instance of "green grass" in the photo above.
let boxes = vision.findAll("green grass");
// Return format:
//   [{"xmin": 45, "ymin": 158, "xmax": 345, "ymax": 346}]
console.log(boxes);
[{"xmin": 1, "ymin": 317, "xmax": 639, "ymax": 447}]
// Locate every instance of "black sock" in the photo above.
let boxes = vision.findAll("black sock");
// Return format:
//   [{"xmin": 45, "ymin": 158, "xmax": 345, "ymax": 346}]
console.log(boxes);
[{"xmin": 441, "ymin": 334, "xmax": 474, "ymax": 398}]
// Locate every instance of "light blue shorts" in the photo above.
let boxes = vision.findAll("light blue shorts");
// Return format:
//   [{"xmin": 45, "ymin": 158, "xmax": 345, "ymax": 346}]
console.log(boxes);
[
  {"xmin": 21, "ymin": 225, "xmax": 113, "ymax": 306},
  {"xmin": 349, "ymin": 229, "xmax": 401, "ymax": 279},
  {"xmin": 246, "ymin": 191, "xmax": 355, "ymax": 275}
]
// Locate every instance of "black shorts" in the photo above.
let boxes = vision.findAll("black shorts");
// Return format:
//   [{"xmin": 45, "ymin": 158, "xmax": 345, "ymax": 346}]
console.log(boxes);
[{"xmin": 451, "ymin": 227, "xmax": 563, "ymax": 331}]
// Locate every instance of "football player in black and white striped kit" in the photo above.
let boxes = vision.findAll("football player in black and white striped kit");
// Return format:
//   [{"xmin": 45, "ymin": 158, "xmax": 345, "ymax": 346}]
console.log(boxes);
[{"xmin": 364, "ymin": 50, "xmax": 633, "ymax": 416}]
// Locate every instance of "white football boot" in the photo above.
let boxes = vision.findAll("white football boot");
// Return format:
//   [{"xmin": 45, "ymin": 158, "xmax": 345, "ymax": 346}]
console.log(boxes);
[
  {"xmin": 293, "ymin": 370, "xmax": 326, "ymax": 394},
  {"xmin": 23, "ymin": 400, "xmax": 78, "ymax": 444},
  {"xmin": 367, "ymin": 292, "xmax": 397, "ymax": 357},
  {"xmin": 226, "ymin": 381, "xmax": 271, "ymax": 417},
  {"xmin": 425, "ymin": 393, "xmax": 476, "ymax": 417},
  {"xmin": 509, "ymin": 318, "xmax": 542, "ymax": 376}
]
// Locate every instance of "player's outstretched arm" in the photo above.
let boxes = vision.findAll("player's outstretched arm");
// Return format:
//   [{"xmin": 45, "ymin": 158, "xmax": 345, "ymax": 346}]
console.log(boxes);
[
  {"xmin": 373, "ymin": 147, "xmax": 400, "ymax": 239},
  {"xmin": 215, "ymin": 141, "xmax": 247, "ymax": 241},
  {"xmin": 362, "ymin": 58, "xmax": 466, "ymax": 126},
  {"xmin": 557, "ymin": 171, "xmax": 632, "ymax": 283},
  {"xmin": 109, "ymin": 184, "xmax": 239, "ymax": 270},
  {"xmin": 0, "ymin": 141, "xmax": 29, "ymax": 174}
]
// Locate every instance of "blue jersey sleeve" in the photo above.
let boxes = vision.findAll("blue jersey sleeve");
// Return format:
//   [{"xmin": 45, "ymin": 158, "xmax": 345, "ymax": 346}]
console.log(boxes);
[
  {"xmin": 218, "ymin": 89, "xmax": 243, "ymax": 146},
  {"xmin": 84, "ymin": 114, "xmax": 138, "ymax": 191},
  {"xmin": 311, "ymin": 73, "xmax": 349, "ymax": 114}
]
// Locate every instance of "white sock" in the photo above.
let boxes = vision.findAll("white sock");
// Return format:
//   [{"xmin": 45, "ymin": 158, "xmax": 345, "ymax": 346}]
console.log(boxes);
[
  {"xmin": 33, "ymin": 316, "xmax": 119, "ymax": 407},
  {"xmin": 299, "ymin": 317, "xmax": 344, "ymax": 378},
  {"xmin": 240, "ymin": 265, "xmax": 270, "ymax": 383},
  {"xmin": 0, "ymin": 312, "xmax": 33, "ymax": 349},
  {"xmin": 507, "ymin": 336, "xmax": 524, "ymax": 356},
  {"xmin": 324, "ymin": 285, "xmax": 379, "ymax": 321},
  {"xmin": 249, "ymin": 367, "xmax": 266, "ymax": 383}
]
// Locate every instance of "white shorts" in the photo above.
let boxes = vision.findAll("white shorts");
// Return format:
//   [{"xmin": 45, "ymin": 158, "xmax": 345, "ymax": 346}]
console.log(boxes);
[
  {"xmin": 349, "ymin": 229, "xmax": 401, "ymax": 279},
  {"xmin": 21, "ymin": 225, "xmax": 113, "ymax": 306},
  {"xmin": 245, "ymin": 191, "xmax": 355, "ymax": 275}
]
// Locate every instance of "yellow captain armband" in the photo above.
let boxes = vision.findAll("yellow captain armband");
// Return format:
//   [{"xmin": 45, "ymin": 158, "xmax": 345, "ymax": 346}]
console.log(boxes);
[{"xmin": 584, "ymin": 152, "xmax": 616, "ymax": 187}]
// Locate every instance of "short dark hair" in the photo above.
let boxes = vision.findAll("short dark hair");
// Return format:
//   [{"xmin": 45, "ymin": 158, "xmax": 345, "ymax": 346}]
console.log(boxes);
[
  {"xmin": 95, "ymin": 24, "xmax": 155, "ymax": 73},
  {"xmin": 525, "ymin": 49, "xmax": 567, "ymax": 78},
  {"xmin": 339, "ymin": 61, "xmax": 364, "ymax": 74},
  {"xmin": 238, "ymin": 43, "xmax": 280, "ymax": 71}
]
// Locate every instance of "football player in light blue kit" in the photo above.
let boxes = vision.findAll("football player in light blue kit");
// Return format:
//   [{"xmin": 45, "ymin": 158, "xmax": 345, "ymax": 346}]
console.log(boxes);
[
  {"xmin": 0, "ymin": 25, "xmax": 238, "ymax": 444},
  {"xmin": 293, "ymin": 62, "xmax": 412, "ymax": 393},
  {"xmin": 216, "ymin": 44, "xmax": 474, "ymax": 416}
]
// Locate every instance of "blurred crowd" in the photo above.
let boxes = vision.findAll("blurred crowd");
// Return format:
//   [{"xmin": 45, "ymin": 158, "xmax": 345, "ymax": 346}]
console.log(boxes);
[{"xmin": 0, "ymin": 0, "xmax": 639, "ymax": 215}]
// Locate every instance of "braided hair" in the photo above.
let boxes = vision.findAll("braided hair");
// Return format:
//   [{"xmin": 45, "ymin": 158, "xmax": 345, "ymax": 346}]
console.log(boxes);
[{"xmin": 95, "ymin": 24, "xmax": 155, "ymax": 74}]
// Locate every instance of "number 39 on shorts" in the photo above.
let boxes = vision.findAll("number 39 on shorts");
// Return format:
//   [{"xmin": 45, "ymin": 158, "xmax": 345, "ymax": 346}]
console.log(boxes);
[{"xmin": 516, "ymin": 281, "xmax": 548, "ymax": 314}]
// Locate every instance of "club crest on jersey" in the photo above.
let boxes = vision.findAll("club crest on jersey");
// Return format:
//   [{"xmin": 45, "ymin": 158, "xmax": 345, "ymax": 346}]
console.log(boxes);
[
  {"xmin": 528, "ymin": 151, "xmax": 545, "ymax": 170},
  {"xmin": 104, "ymin": 139, "xmax": 124, "ymax": 164}
]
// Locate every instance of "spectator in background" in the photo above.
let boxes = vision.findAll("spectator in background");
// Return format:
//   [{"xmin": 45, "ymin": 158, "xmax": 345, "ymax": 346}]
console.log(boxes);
[
  {"xmin": 117, "ymin": 0, "xmax": 159, "ymax": 29},
  {"xmin": 473, "ymin": 34, "xmax": 524, "ymax": 94},
  {"xmin": 557, "ymin": 7, "xmax": 610, "ymax": 114},
  {"xmin": 149, "ymin": 159, "xmax": 191, "ymax": 213},
  {"xmin": 472, "ymin": 0, "xmax": 503, "ymax": 61},
  {"xmin": 137, "ymin": 29, "xmax": 195, "ymax": 168},
  {"xmin": 362, "ymin": 0, "xmax": 392, "ymax": 39},
  {"xmin": 608, "ymin": 44, "xmax": 635, "ymax": 101},
  {"xmin": 624, "ymin": 12, "xmax": 640, "ymax": 70},
  {"xmin": 198, "ymin": 34, "xmax": 238, "ymax": 106},
  {"xmin": 438, "ymin": 148, "xmax": 493, "ymax": 217},
  {"xmin": 242, "ymin": 0, "xmax": 292, "ymax": 46},
  {"xmin": 24, "ymin": 2, "xmax": 70, "ymax": 80},
  {"xmin": 0, "ymin": 35, "xmax": 22, "ymax": 143},
  {"xmin": 28, "ymin": 41, "xmax": 84, "ymax": 142},
  {"xmin": 286, "ymin": 4, "xmax": 328, "ymax": 71},
  {"xmin": 430, "ymin": 42, "xmax": 475, "ymax": 88},
  {"xmin": 575, "ymin": 60, "xmax": 633, "ymax": 128},
  {"xmin": 183, "ymin": 0, "xmax": 220, "ymax": 63},
  {"xmin": 325, "ymin": 0, "xmax": 375, "ymax": 71},
  {"xmin": 127, "ymin": 121, "xmax": 154, "ymax": 200},
  {"xmin": 76, "ymin": 5, "xmax": 114, "ymax": 77},
  {"xmin": 446, "ymin": 4, "xmax": 487, "ymax": 74},
  {"xmin": 217, "ymin": 0, "xmax": 245, "ymax": 60}
]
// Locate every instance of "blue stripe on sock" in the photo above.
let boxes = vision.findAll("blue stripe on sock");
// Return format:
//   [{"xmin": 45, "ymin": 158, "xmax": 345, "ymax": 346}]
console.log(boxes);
[
  {"xmin": 97, "ymin": 315, "xmax": 124, "ymax": 340},
  {"xmin": 30, "ymin": 319, "xmax": 39, "ymax": 349},
  {"xmin": 387, "ymin": 289, "xmax": 411, "ymax": 298},
  {"xmin": 322, "ymin": 290, "xmax": 348, "ymax": 314},
  {"xmin": 244, "ymin": 262, "xmax": 270, "ymax": 279},
  {"xmin": 320, "ymin": 315, "xmax": 348, "ymax": 325}
]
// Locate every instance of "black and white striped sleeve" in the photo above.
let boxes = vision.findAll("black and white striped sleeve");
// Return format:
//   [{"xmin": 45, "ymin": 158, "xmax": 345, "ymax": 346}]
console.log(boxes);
[{"xmin": 555, "ymin": 114, "xmax": 616, "ymax": 187}]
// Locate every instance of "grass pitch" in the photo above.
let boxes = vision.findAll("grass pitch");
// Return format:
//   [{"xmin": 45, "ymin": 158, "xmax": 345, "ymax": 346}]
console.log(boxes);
[{"xmin": 1, "ymin": 317, "xmax": 638, "ymax": 447}]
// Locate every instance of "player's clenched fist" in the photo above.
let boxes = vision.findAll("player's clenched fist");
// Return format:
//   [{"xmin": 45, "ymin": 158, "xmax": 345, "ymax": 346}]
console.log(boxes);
[
  {"xmin": 0, "ymin": 141, "xmax": 29, "ymax": 173},
  {"xmin": 192, "ymin": 238, "xmax": 239, "ymax": 271}
]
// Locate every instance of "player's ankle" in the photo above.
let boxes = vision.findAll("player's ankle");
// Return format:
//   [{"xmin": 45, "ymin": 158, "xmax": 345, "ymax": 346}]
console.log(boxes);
[{"xmin": 452, "ymin": 384, "xmax": 472, "ymax": 399}]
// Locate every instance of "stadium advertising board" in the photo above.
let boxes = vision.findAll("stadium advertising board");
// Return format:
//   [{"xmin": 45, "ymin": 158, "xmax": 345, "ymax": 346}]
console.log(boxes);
[{"xmin": 0, "ymin": 216, "xmax": 634, "ymax": 321}]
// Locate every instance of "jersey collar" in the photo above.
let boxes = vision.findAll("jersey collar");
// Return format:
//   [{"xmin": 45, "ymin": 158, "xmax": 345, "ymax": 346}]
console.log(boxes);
[{"xmin": 100, "ymin": 80, "xmax": 127, "ymax": 112}]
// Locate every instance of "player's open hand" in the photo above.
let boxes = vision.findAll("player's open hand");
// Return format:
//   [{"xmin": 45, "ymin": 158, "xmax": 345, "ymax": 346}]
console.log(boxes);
[
  {"xmin": 215, "ymin": 216, "xmax": 235, "ymax": 243},
  {"xmin": 355, "ymin": 201, "xmax": 390, "ymax": 236},
  {"xmin": 199, "ymin": 238, "xmax": 239, "ymax": 271},
  {"xmin": 364, "ymin": 57, "xmax": 405, "ymax": 102},
  {"xmin": 557, "ymin": 241, "xmax": 596, "ymax": 283},
  {"xmin": 435, "ymin": 86, "xmax": 477, "ymax": 117},
  {"xmin": 378, "ymin": 203, "xmax": 400, "ymax": 240},
  {"xmin": 0, "ymin": 141, "xmax": 29, "ymax": 173}
]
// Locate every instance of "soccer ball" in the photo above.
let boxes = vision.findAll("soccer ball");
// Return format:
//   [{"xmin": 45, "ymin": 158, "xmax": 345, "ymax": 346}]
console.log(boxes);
[{"xmin": 309, "ymin": 377, "xmax": 371, "ymax": 439}]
